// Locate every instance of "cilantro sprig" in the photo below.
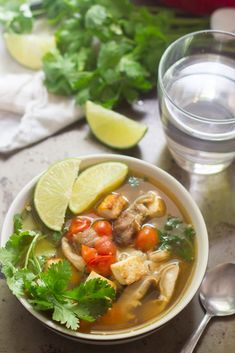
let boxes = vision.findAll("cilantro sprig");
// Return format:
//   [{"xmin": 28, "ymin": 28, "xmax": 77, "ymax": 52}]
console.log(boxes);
[
  {"xmin": 0, "ymin": 0, "xmax": 208, "ymax": 108},
  {"xmin": 159, "ymin": 216, "xmax": 195, "ymax": 261},
  {"xmin": 0, "ymin": 215, "xmax": 115, "ymax": 330},
  {"xmin": 27, "ymin": 261, "xmax": 115, "ymax": 330}
]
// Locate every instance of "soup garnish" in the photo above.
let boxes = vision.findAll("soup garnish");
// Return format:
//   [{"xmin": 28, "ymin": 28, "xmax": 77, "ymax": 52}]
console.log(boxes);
[{"xmin": 0, "ymin": 160, "xmax": 196, "ymax": 333}]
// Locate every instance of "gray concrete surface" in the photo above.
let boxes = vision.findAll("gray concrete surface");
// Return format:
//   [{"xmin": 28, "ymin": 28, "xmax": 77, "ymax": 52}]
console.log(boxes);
[{"xmin": 0, "ymin": 97, "xmax": 235, "ymax": 353}]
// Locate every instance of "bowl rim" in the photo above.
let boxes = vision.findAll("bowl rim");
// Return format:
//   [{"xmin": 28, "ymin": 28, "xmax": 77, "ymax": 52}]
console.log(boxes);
[{"xmin": 0, "ymin": 154, "xmax": 209, "ymax": 342}]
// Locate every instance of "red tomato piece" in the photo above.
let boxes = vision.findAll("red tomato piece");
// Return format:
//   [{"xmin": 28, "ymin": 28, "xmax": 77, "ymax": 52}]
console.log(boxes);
[
  {"xmin": 81, "ymin": 244, "xmax": 98, "ymax": 263},
  {"xmin": 93, "ymin": 220, "xmax": 112, "ymax": 236},
  {"xmin": 66, "ymin": 217, "xmax": 91, "ymax": 240},
  {"xmin": 87, "ymin": 255, "xmax": 116, "ymax": 276},
  {"xmin": 95, "ymin": 236, "xmax": 117, "ymax": 256},
  {"xmin": 135, "ymin": 226, "xmax": 159, "ymax": 252}
]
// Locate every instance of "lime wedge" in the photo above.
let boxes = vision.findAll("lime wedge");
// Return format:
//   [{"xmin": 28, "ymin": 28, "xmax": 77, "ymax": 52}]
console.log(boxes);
[
  {"xmin": 34, "ymin": 159, "xmax": 81, "ymax": 231},
  {"xmin": 86, "ymin": 101, "xmax": 148, "ymax": 149},
  {"xmin": 4, "ymin": 32, "xmax": 55, "ymax": 69},
  {"xmin": 69, "ymin": 162, "xmax": 128, "ymax": 214}
]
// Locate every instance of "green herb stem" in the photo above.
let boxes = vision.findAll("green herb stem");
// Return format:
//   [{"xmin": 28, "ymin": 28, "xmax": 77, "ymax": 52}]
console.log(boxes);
[{"xmin": 24, "ymin": 233, "xmax": 43, "ymax": 269}]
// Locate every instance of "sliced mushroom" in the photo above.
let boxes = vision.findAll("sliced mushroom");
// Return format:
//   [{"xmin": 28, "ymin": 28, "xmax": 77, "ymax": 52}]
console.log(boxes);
[
  {"xmin": 158, "ymin": 261, "xmax": 179, "ymax": 301},
  {"xmin": 111, "ymin": 262, "xmax": 179, "ymax": 321},
  {"xmin": 148, "ymin": 249, "xmax": 170, "ymax": 263},
  {"xmin": 61, "ymin": 237, "xmax": 85, "ymax": 272},
  {"xmin": 116, "ymin": 275, "xmax": 161, "ymax": 320},
  {"xmin": 113, "ymin": 191, "xmax": 166, "ymax": 246},
  {"xmin": 135, "ymin": 191, "xmax": 166, "ymax": 218}
]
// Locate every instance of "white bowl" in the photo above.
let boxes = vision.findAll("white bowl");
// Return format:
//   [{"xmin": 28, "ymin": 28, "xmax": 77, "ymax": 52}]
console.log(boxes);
[{"xmin": 0, "ymin": 154, "xmax": 208, "ymax": 344}]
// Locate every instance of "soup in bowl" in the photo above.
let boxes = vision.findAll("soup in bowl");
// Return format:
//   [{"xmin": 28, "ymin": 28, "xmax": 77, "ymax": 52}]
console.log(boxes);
[{"xmin": 0, "ymin": 154, "xmax": 208, "ymax": 343}]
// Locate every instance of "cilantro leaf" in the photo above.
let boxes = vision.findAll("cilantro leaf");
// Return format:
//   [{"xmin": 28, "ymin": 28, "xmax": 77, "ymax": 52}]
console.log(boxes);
[
  {"xmin": 128, "ymin": 176, "xmax": 145, "ymax": 187},
  {"xmin": 85, "ymin": 5, "xmax": 109, "ymax": 29},
  {"xmin": 66, "ymin": 278, "xmax": 115, "ymax": 321},
  {"xmin": 0, "ymin": 215, "xmax": 37, "ymax": 269},
  {"xmin": 42, "ymin": 0, "xmax": 76, "ymax": 25},
  {"xmin": 66, "ymin": 278, "xmax": 115, "ymax": 302},
  {"xmin": 53, "ymin": 302, "xmax": 80, "ymax": 330},
  {"xmin": 43, "ymin": 50, "xmax": 76, "ymax": 95},
  {"xmin": 7, "ymin": 268, "xmax": 35, "ymax": 296},
  {"xmin": 40, "ymin": 260, "xmax": 71, "ymax": 295},
  {"xmin": 159, "ymin": 216, "xmax": 196, "ymax": 261}
]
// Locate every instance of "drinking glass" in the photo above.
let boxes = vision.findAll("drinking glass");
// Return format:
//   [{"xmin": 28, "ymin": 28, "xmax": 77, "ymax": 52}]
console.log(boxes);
[{"xmin": 158, "ymin": 30, "xmax": 235, "ymax": 174}]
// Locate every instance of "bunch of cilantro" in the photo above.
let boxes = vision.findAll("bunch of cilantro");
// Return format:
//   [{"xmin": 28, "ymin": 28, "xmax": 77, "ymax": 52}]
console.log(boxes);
[
  {"xmin": 0, "ymin": 215, "xmax": 115, "ymax": 330},
  {"xmin": 0, "ymin": 0, "xmax": 208, "ymax": 107}
]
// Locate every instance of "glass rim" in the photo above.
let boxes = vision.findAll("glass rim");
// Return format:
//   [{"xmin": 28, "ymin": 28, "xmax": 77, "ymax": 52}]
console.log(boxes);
[{"xmin": 158, "ymin": 29, "xmax": 235, "ymax": 124}]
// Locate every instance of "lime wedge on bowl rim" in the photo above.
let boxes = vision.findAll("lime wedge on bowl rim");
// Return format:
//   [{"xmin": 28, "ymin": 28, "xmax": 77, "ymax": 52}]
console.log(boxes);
[
  {"xmin": 86, "ymin": 101, "xmax": 148, "ymax": 149},
  {"xmin": 34, "ymin": 158, "xmax": 81, "ymax": 231},
  {"xmin": 4, "ymin": 32, "xmax": 55, "ymax": 70},
  {"xmin": 69, "ymin": 162, "xmax": 128, "ymax": 214}
]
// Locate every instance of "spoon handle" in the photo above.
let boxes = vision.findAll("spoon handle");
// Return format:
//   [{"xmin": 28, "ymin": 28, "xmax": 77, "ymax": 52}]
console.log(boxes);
[{"xmin": 180, "ymin": 312, "xmax": 212, "ymax": 353}]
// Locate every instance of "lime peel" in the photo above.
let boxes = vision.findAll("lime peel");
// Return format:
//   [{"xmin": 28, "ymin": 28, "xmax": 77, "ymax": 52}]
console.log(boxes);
[
  {"xmin": 69, "ymin": 162, "xmax": 128, "ymax": 214},
  {"xmin": 34, "ymin": 158, "xmax": 81, "ymax": 231},
  {"xmin": 4, "ymin": 32, "xmax": 55, "ymax": 70},
  {"xmin": 86, "ymin": 101, "xmax": 148, "ymax": 149}
]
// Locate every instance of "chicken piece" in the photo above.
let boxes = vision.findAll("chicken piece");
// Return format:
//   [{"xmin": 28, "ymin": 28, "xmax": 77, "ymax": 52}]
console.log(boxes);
[
  {"xmin": 86, "ymin": 271, "xmax": 117, "ymax": 290},
  {"xmin": 73, "ymin": 227, "xmax": 99, "ymax": 247},
  {"xmin": 61, "ymin": 237, "xmax": 85, "ymax": 272},
  {"xmin": 113, "ymin": 191, "xmax": 166, "ymax": 246},
  {"xmin": 111, "ymin": 255, "xmax": 147, "ymax": 285},
  {"xmin": 97, "ymin": 193, "xmax": 128, "ymax": 219}
]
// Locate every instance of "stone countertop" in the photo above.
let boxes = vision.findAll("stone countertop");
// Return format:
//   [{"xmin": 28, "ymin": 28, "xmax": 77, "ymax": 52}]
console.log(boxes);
[{"xmin": 0, "ymin": 96, "xmax": 235, "ymax": 353}]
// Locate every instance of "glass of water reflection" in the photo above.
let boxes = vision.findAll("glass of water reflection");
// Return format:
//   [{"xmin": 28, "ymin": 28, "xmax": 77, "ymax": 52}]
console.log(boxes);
[{"xmin": 158, "ymin": 30, "xmax": 235, "ymax": 174}]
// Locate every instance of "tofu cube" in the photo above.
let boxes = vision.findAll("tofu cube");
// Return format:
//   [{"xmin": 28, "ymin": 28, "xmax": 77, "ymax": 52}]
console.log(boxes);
[
  {"xmin": 111, "ymin": 256, "xmax": 147, "ymax": 285},
  {"xmin": 97, "ymin": 193, "xmax": 128, "ymax": 219},
  {"xmin": 86, "ymin": 271, "xmax": 117, "ymax": 290}
]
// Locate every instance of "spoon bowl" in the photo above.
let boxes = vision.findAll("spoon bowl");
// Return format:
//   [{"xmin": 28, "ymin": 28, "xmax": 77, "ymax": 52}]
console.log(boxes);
[
  {"xmin": 200, "ymin": 263, "xmax": 235, "ymax": 316},
  {"xmin": 181, "ymin": 262, "xmax": 235, "ymax": 353}
]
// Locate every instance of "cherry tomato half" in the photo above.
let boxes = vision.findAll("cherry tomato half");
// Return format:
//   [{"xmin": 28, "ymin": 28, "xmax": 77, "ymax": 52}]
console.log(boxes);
[
  {"xmin": 95, "ymin": 236, "xmax": 117, "ymax": 256},
  {"xmin": 87, "ymin": 255, "xmax": 116, "ymax": 276},
  {"xmin": 93, "ymin": 220, "xmax": 112, "ymax": 236},
  {"xmin": 81, "ymin": 244, "xmax": 98, "ymax": 263},
  {"xmin": 135, "ymin": 226, "xmax": 159, "ymax": 252},
  {"xmin": 66, "ymin": 217, "xmax": 91, "ymax": 240}
]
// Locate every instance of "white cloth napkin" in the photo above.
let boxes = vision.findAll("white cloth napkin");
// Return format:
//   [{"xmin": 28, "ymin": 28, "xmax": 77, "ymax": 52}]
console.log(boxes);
[{"xmin": 0, "ymin": 35, "xmax": 83, "ymax": 154}]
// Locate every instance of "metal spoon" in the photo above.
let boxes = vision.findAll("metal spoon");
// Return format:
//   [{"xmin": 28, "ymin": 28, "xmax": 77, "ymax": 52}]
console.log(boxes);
[{"xmin": 181, "ymin": 262, "xmax": 235, "ymax": 353}]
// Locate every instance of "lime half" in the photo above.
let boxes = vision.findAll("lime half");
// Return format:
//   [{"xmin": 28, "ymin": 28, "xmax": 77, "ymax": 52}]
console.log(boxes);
[
  {"xmin": 4, "ymin": 32, "xmax": 55, "ymax": 69},
  {"xmin": 34, "ymin": 159, "xmax": 81, "ymax": 231},
  {"xmin": 69, "ymin": 162, "xmax": 128, "ymax": 214},
  {"xmin": 86, "ymin": 101, "xmax": 148, "ymax": 149}
]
